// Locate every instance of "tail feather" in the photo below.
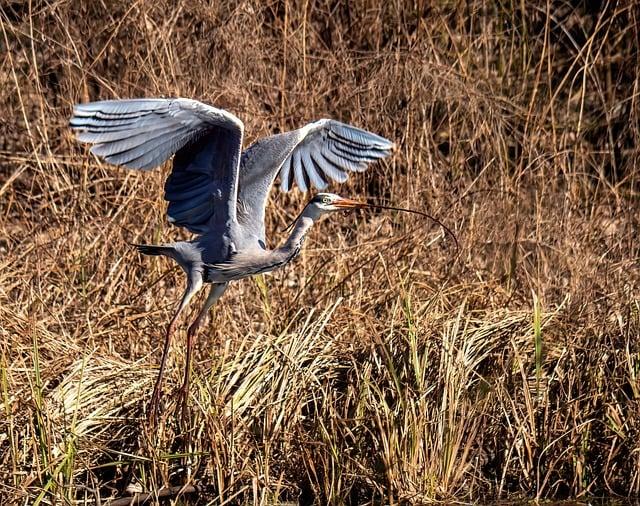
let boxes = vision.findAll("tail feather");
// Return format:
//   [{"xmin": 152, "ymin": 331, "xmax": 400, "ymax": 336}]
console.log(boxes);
[{"xmin": 131, "ymin": 243, "xmax": 174, "ymax": 257}]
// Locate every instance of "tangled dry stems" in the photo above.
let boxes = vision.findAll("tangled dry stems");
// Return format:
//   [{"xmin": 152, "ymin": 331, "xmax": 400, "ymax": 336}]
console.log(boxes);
[{"xmin": 1, "ymin": 0, "xmax": 639, "ymax": 504}]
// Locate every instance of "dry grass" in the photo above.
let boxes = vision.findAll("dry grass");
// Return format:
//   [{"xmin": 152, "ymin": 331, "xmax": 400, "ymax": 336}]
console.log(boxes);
[{"xmin": 1, "ymin": 0, "xmax": 639, "ymax": 504}]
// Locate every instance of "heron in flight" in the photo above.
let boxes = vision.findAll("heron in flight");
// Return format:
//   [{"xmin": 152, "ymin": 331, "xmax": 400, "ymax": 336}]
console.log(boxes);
[{"xmin": 70, "ymin": 97, "xmax": 394, "ymax": 415}]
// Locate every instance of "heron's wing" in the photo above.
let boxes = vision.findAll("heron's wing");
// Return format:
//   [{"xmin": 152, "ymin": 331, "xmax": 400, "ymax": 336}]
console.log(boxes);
[
  {"xmin": 70, "ymin": 98, "xmax": 244, "ymax": 233},
  {"xmin": 237, "ymin": 119, "xmax": 394, "ymax": 236}
]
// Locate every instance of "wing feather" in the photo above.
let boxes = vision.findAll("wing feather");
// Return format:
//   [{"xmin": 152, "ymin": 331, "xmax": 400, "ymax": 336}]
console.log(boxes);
[
  {"xmin": 279, "ymin": 156, "xmax": 293, "ymax": 192},
  {"xmin": 301, "ymin": 147, "xmax": 328, "ymax": 189},
  {"xmin": 165, "ymin": 185, "xmax": 213, "ymax": 212},
  {"xmin": 330, "ymin": 140, "xmax": 388, "ymax": 162},
  {"xmin": 164, "ymin": 175, "xmax": 210, "ymax": 200},
  {"xmin": 279, "ymin": 119, "xmax": 394, "ymax": 192},
  {"xmin": 168, "ymin": 198, "xmax": 213, "ymax": 222},
  {"xmin": 71, "ymin": 114, "xmax": 170, "ymax": 133},
  {"xmin": 328, "ymin": 123, "xmax": 391, "ymax": 148},
  {"xmin": 87, "ymin": 125, "xmax": 188, "ymax": 157},
  {"xmin": 236, "ymin": 118, "xmax": 393, "ymax": 239},
  {"xmin": 293, "ymin": 148, "xmax": 308, "ymax": 192},
  {"xmin": 319, "ymin": 145, "xmax": 354, "ymax": 181},
  {"xmin": 314, "ymin": 148, "xmax": 349, "ymax": 183},
  {"xmin": 70, "ymin": 98, "xmax": 244, "ymax": 233}
]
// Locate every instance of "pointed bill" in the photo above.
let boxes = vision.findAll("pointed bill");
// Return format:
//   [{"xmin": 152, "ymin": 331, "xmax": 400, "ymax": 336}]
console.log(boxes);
[{"xmin": 333, "ymin": 197, "xmax": 367, "ymax": 209}]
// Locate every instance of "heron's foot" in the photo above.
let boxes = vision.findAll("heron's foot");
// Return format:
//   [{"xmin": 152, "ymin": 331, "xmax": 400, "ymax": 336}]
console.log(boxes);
[
  {"xmin": 147, "ymin": 387, "xmax": 163, "ymax": 423},
  {"xmin": 173, "ymin": 384, "xmax": 192, "ymax": 428},
  {"xmin": 174, "ymin": 383, "xmax": 190, "ymax": 413}
]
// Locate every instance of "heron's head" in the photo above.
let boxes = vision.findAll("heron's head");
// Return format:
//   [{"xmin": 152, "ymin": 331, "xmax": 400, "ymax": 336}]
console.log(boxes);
[
  {"xmin": 284, "ymin": 193, "xmax": 367, "ymax": 233},
  {"xmin": 307, "ymin": 193, "xmax": 367, "ymax": 215}
]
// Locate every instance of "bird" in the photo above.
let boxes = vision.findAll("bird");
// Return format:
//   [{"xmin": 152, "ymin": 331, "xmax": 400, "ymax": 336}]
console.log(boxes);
[{"xmin": 69, "ymin": 97, "xmax": 395, "ymax": 416}]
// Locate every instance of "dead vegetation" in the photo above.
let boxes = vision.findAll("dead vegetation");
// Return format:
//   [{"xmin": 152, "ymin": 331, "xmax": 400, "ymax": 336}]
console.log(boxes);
[{"xmin": 1, "ymin": 0, "xmax": 639, "ymax": 504}]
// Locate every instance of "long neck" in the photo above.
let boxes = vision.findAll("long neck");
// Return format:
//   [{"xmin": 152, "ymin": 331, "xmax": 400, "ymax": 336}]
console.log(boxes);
[
  {"xmin": 280, "ymin": 215, "xmax": 315, "ymax": 256},
  {"xmin": 261, "ymin": 205, "xmax": 322, "ymax": 271},
  {"xmin": 231, "ymin": 209, "xmax": 318, "ymax": 279}
]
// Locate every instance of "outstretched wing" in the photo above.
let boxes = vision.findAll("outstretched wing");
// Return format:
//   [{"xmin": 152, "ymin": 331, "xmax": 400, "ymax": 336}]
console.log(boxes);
[
  {"xmin": 237, "ymin": 119, "xmax": 394, "ymax": 238},
  {"xmin": 70, "ymin": 98, "xmax": 244, "ymax": 233}
]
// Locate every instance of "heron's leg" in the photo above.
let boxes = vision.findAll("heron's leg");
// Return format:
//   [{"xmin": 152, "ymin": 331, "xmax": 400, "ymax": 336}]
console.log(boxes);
[
  {"xmin": 148, "ymin": 272, "xmax": 203, "ymax": 419},
  {"xmin": 180, "ymin": 283, "xmax": 228, "ymax": 405}
]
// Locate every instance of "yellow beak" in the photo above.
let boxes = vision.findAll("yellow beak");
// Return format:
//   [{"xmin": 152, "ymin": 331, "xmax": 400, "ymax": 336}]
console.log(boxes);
[{"xmin": 333, "ymin": 197, "xmax": 367, "ymax": 209}]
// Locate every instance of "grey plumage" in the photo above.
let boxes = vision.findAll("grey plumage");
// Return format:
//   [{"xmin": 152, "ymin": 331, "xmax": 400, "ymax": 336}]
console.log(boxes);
[{"xmin": 70, "ymin": 96, "xmax": 394, "ymax": 416}]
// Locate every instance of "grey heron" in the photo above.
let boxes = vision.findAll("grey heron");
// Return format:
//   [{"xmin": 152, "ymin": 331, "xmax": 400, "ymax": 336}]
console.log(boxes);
[{"xmin": 69, "ymin": 97, "xmax": 394, "ymax": 416}]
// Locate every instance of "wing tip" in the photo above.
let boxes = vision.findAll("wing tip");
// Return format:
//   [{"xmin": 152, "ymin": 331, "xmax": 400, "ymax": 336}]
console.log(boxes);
[{"xmin": 329, "ymin": 120, "xmax": 396, "ymax": 150}]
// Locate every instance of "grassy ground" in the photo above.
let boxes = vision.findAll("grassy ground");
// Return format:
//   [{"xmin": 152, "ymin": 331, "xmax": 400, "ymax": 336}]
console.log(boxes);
[{"xmin": 1, "ymin": 0, "xmax": 639, "ymax": 504}]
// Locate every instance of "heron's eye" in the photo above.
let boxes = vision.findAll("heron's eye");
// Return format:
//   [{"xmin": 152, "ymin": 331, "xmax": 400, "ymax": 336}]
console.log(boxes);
[{"xmin": 322, "ymin": 197, "xmax": 330, "ymax": 205}]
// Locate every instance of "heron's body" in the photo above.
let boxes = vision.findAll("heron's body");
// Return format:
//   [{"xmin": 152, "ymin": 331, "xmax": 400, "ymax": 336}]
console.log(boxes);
[
  {"xmin": 70, "ymin": 97, "xmax": 393, "ymax": 416},
  {"xmin": 142, "ymin": 202, "xmax": 319, "ymax": 285}
]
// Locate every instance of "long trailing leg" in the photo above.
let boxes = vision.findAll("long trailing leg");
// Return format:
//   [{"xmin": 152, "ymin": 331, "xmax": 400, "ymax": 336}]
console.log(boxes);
[
  {"xmin": 148, "ymin": 271, "xmax": 203, "ymax": 420},
  {"xmin": 179, "ymin": 282, "xmax": 228, "ymax": 410}
]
